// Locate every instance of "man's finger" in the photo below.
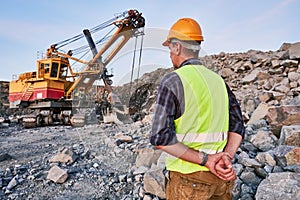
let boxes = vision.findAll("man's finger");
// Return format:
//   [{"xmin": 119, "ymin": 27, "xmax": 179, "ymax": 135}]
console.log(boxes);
[
  {"xmin": 222, "ymin": 155, "xmax": 233, "ymax": 169},
  {"xmin": 216, "ymin": 166, "xmax": 232, "ymax": 174},
  {"xmin": 217, "ymin": 170, "xmax": 236, "ymax": 181}
]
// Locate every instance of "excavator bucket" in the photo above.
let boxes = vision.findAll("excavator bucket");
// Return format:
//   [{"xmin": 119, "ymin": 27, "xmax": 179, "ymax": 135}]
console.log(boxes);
[{"xmin": 103, "ymin": 103, "xmax": 133, "ymax": 124}]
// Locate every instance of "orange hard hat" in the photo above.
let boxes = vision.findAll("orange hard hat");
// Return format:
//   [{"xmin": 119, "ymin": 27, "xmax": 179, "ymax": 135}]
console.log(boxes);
[{"xmin": 163, "ymin": 18, "xmax": 204, "ymax": 46}]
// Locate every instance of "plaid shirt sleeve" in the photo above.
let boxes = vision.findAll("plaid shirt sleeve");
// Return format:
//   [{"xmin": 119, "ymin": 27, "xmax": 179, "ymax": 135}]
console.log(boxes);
[
  {"xmin": 226, "ymin": 83, "xmax": 245, "ymax": 138},
  {"xmin": 150, "ymin": 72, "xmax": 180, "ymax": 146}
]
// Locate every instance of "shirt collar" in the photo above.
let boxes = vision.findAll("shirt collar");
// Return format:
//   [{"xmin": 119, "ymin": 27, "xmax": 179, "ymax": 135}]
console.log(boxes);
[{"xmin": 178, "ymin": 58, "xmax": 202, "ymax": 68}]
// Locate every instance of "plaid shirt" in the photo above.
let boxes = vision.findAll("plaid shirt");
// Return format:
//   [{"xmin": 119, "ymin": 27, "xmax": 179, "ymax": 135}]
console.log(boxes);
[{"xmin": 150, "ymin": 58, "xmax": 245, "ymax": 146}]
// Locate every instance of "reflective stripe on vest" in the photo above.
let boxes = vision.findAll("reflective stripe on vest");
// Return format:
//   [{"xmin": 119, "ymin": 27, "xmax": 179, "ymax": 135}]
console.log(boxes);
[{"xmin": 166, "ymin": 65, "xmax": 229, "ymax": 174}]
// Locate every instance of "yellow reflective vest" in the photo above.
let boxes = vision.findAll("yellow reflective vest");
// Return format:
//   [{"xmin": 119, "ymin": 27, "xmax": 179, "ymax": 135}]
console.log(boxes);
[{"xmin": 166, "ymin": 65, "xmax": 229, "ymax": 174}]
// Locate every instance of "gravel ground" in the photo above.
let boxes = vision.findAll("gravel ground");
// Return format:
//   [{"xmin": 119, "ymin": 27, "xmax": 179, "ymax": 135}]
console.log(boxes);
[{"xmin": 0, "ymin": 122, "xmax": 153, "ymax": 200}]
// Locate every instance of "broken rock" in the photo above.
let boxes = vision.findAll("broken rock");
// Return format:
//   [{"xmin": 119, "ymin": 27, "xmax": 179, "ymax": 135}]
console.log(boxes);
[
  {"xmin": 279, "ymin": 125, "xmax": 300, "ymax": 147},
  {"xmin": 247, "ymin": 102, "xmax": 269, "ymax": 125},
  {"xmin": 242, "ymin": 69, "xmax": 260, "ymax": 84},
  {"xmin": 49, "ymin": 147, "xmax": 78, "ymax": 164},
  {"xmin": 288, "ymin": 42, "xmax": 300, "ymax": 59},
  {"xmin": 6, "ymin": 176, "xmax": 19, "ymax": 190},
  {"xmin": 143, "ymin": 165, "xmax": 166, "ymax": 199},
  {"xmin": 114, "ymin": 133, "xmax": 133, "ymax": 143},
  {"xmin": 285, "ymin": 147, "xmax": 300, "ymax": 166},
  {"xmin": 135, "ymin": 148, "xmax": 162, "ymax": 168},
  {"xmin": 250, "ymin": 130, "xmax": 278, "ymax": 152},
  {"xmin": 255, "ymin": 172, "xmax": 300, "ymax": 200},
  {"xmin": 266, "ymin": 105, "xmax": 300, "ymax": 136},
  {"xmin": 47, "ymin": 165, "xmax": 68, "ymax": 184}
]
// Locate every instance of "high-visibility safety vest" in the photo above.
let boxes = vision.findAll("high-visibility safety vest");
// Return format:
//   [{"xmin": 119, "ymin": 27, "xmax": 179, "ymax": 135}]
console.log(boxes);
[{"xmin": 166, "ymin": 65, "xmax": 229, "ymax": 174}]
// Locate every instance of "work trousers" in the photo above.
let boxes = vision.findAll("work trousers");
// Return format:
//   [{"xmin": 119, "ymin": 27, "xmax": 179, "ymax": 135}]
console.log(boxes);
[{"xmin": 166, "ymin": 171, "xmax": 234, "ymax": 200}]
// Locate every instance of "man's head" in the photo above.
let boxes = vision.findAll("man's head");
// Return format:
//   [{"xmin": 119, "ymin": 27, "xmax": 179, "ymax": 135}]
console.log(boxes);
[{"xmin": 163, "ymin": 18, "xmax": 204, "ymax": 69}]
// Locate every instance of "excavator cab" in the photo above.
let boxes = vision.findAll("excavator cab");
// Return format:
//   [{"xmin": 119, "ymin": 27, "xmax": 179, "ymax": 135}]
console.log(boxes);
[{"xmin": 37, "ymin": 57, "xmax": 69, "ymax": 81}]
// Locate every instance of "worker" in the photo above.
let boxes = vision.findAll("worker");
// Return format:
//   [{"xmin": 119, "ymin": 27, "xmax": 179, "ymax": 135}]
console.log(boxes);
[{"xmin": 150, "ymin": 18, "xmax": 245, "ymax": 199}]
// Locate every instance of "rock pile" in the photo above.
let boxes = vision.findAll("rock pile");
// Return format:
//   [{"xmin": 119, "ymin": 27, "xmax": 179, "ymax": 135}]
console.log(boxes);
[{"xmin": 0, "ymin": 42, "xmax": 300, "ymax": 199}]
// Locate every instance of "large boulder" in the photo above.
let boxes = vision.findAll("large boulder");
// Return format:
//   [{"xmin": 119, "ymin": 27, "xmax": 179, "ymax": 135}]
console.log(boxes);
[
  {"xmin": 255, "ymin": 172, "xmax": 300, "ymax": 200},
  {"xmin": 143, "ymin": 164, "xmax": 166, "ymax": 199},
  {"xmin": 266, "ymin": 105, "xmax": 300, "ymax": 136},
  {"xmin": 279, "ymin": 125, "xmax": 300, "ymax": 146}
]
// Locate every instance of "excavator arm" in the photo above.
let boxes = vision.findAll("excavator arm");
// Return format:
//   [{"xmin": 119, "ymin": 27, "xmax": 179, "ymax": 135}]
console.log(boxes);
[{"xmin": 65, "ymin": 9, "xmax": 145, "ymax": 98}]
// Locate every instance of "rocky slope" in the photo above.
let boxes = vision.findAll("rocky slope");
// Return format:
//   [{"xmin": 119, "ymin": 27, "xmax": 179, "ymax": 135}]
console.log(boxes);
[
  {"xmin": 0, "ymin": 81, "xmax": 9, "ymax": 116},
  {"xmin": 1, "ymin": 42, "xmax": 300, "ymax": 199}
]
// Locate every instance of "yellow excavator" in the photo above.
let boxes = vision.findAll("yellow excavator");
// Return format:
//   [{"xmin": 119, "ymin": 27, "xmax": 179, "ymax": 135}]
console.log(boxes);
[{"xmin": 9, "ymin": 9, "xmax": 145, "ymax": 128}]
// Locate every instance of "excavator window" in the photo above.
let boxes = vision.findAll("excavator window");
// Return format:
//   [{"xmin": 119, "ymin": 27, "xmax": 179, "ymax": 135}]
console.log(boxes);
[
  {"xmin": 45, "ymin": 63, "xmax": 50, "ymax": 74},
  {"xmin": 59, "ymin": 64, "xmax": 68, "ymax": 79},
  {"xmin": 51, "ymin": 62, "xmax": 59, "ymax": 78},
  {"xmin": 38, "ymin": 63, "xmax": 45, "ymax": 78}
]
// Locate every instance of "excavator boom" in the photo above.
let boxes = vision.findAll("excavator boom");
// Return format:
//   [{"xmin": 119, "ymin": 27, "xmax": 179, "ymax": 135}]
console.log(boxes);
[{"xmin": 66, "ymin": 9, "xmax": 145, "ymax": 97}]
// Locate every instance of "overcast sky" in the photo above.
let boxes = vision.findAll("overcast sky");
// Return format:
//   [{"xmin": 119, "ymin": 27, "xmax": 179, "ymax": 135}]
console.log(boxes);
[{"xmin": 0, "ymin": 0, "xmax": 299, "ymax": 84}]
